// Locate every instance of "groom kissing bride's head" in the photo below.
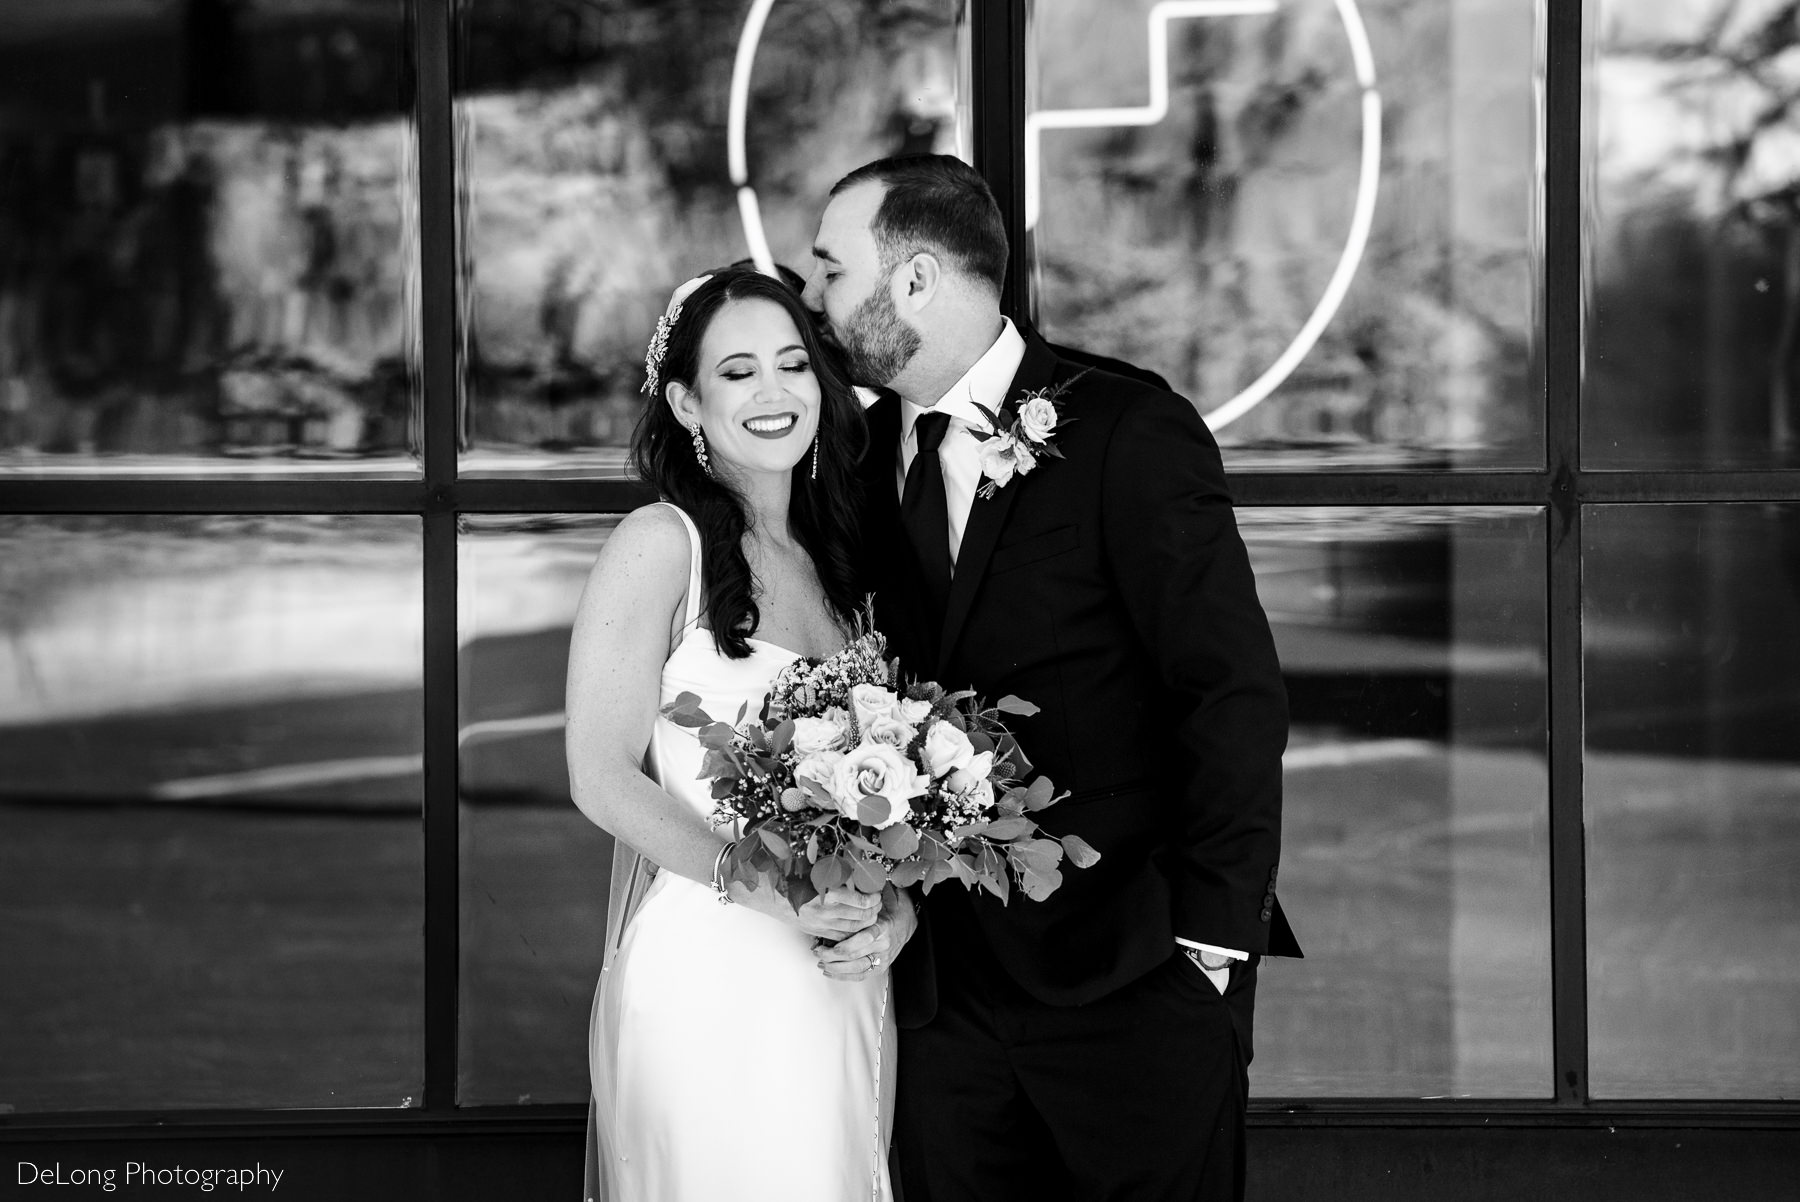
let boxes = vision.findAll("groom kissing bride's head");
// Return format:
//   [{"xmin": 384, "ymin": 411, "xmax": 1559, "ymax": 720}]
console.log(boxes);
[{"xmin": 802, "ymin": 154, "xmax": 1009, "ymax": 399}]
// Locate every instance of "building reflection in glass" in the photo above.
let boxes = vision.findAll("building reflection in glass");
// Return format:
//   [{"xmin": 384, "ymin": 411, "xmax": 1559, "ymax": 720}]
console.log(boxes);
[
  {"xmin": 453, "ymin": 0, "xmax": 968, "ymax": 475},
  {"xmin": 0, "ymin": 515, "xmax": 424, "ymax": 1111},
  {"xmin": 0, "ymin": 1, "xmax": 421, "ymax": 474},
  {"xmin": 1585, "ymin": 503, "xmax": 1800, "ymax": 1098},
  {"xmin": 1242, "ymin": 506, "xmax": 1552, "ymax": 1097},
  {"xmin": 1587, "ymin": 2, "xmax": 1800, "ymax": 470},
  {"xmin": 1028, "ymin": 0, "xmax": 1543, "ymax": 469},
  {"xmin": 457, "ymin": 513, "xmax": 616, "ymax": 1105}
]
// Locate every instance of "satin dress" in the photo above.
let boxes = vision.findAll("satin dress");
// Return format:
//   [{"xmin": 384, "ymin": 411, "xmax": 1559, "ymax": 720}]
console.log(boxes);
[{"xmin": 584, "ymin": 503, "xmax": 894, "ymax": 1202}]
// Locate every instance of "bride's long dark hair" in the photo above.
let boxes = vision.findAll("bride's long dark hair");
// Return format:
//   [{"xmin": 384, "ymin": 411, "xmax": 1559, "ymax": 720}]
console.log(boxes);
[{"xmin": 631, "ymin": 266, "xmax": 867, "ymax": 659}]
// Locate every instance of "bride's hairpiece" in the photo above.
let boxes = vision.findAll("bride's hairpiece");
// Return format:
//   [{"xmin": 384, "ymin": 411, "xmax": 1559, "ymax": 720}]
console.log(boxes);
[{"xmin": 641, "ymin": 273, "xmax": 714, "ymax": 398}]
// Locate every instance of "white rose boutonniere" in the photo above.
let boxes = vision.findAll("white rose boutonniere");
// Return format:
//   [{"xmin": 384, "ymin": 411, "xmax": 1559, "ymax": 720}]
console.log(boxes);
[{"xmin": 970, "ymin": 368, "xmax": 1089, "ymax": 499}]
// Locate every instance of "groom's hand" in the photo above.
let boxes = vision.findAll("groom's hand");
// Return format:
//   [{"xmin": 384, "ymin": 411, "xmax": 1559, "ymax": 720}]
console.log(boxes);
[
  {"xmin": 816, "ymin": 886, "xmax": 917, "ymax": 982},
  {"xmin": 792, "ymin": 886, "xmax": 882, "ymax": 942}
]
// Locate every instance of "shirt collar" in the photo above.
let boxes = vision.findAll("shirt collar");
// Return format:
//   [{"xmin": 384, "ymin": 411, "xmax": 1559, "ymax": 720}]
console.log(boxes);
[{"xmin": 901, "ymin": 318, "xmax": 1027, "ymax": 446}]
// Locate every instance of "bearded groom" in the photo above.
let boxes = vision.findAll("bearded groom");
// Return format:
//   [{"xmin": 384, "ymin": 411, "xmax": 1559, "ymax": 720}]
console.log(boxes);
[{"xmin": 806, "ymin": 154, "xmax": 1300, "ymax": 1201}]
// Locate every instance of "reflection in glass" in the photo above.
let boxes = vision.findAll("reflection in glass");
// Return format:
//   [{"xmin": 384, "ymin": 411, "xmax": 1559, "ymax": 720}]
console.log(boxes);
[
  {"xmin": 0, "ymin": 516, "xmax": 423, "ymax": 1111},
  {"xmin": 1027, "ymin": 0, "xmax": 1542, "ymax": 469},
  {"xmin": 1585, "ymin": 504, "xmax": 1800, "ymax": 1098},
  {"xmin": 1587, "ymin": 4, "xmax": 1800, "ymax": 470},
  {"xmin": 459, "ymin": 514, "xmax": 616, "ymax": 1105},
  {"xmin": 1242, "ymin": 507, "xmax": 1550, "ymax": 1096},
  {"xmin": 0, "ymin": 2, "xmax": 421, "ymax": 475},
  {"xmin": 454, "ymin": 0, "xmax": 968, "ymax": 474}
]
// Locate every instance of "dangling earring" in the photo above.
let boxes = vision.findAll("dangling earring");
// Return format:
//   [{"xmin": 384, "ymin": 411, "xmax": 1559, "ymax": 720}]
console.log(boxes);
[
  {"xmin": 689, "ymin": 423, "xmax": 713, "ymax": 479},
  {"xmin": 810, "ymin": 434, "xmax": 820, "ymax": 481}
]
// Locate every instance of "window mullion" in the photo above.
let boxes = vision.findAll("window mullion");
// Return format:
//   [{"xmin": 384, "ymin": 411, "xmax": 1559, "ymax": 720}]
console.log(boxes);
[
  {"xmin": 414, "ymin": 0, "xmax": 461, "ymax": 1114},
  {"xmin": 1544, "ymin": 0, "xmax": 1589, "ymax": 1107}
]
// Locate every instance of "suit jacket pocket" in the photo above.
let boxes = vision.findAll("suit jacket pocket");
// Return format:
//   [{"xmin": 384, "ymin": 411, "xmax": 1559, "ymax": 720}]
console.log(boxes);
[{"xmin": 989, "ymin": 524, "xmax": 1079, "ymax": 575}]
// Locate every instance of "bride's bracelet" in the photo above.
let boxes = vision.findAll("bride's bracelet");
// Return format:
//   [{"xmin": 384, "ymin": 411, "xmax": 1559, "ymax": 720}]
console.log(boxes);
[{"xmin": 710, "ymin": 840, "xmax": 736, "ymax": 905}]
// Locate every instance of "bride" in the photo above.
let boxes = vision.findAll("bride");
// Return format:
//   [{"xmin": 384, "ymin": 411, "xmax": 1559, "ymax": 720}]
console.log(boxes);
[{"xmin": 565, "ymin": 265, "xmax": 913, "ymax": 1201}]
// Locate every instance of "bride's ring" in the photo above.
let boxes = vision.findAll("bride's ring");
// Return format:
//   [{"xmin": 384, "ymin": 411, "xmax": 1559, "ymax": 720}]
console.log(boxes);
[{"xmin": 868, "ymin": 955, "xmax": 882, "ymax": 969}]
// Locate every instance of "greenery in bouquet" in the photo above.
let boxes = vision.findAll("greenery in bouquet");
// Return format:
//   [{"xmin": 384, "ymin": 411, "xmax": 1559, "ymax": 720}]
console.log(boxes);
[{"xmin": 657, "ymin": 629, "xmax": 1099, "ymax": 910}]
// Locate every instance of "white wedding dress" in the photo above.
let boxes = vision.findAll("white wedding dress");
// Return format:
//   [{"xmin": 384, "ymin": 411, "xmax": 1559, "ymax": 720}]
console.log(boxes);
[{"xmin": 584, "ymin": 503, "xmax": 895, "ymax": 1202}]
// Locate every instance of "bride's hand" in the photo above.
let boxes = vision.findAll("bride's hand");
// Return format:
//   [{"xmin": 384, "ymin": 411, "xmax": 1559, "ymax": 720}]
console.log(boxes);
[
  {"xmin": 816, "ymin": 886, "xmax": 917, "ymax": 982},
  {"xmin": 728, "ymin": 880, "xmax": 880, "ymax": 942}
]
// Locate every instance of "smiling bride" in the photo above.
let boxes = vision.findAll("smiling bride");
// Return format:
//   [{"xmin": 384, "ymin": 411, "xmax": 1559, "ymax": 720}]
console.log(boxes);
[{"xmin": 564, "ymin": 265, "xmax": 911, "ymax": 1201}]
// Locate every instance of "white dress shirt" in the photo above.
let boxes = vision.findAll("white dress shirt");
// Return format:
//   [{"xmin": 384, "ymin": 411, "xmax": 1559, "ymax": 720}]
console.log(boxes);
[{"xmin": 894, "ymin": 318, "xmax": 1243, "ymax": 994}]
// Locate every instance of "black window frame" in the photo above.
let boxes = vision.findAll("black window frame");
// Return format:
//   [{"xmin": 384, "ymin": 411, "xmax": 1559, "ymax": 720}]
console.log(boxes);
[{"xmin": 2, "ymin": 0, "xmax": 1797, "ymax": 1145}]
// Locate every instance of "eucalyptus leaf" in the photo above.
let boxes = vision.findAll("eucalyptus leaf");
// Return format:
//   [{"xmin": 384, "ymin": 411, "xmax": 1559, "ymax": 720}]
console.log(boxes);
[
  {"xmin": 1060, "ymin": 833, "xmax": 1102, "ymax": 869},
  {"xmin": 978, "ymin": 816, "xmax": 1032, "ymax": 841},
  {"xmin": 878, "ymin": 823, "xmax": 920, "ymax": 859},
  {"xmin": 1021, "ymin": 867, "xmax": 1062, "ymax": 902},
  {"xmin": 850, "ymin": 857, "xmax": 886, "ymax": 894},
  {"xmin": 1024, "ymin": 776, "xmax": 1057, "ymax": 810},
  {"xmin": 758, "ymin": 828, "xmax": 792, "ymax": 858},
  {"xmin": 994, "ymin": 695, "xmax": 1041, "ymax": 717},
  {"xmin": 857, "ymin": 795, "xmax": 892, "ymax": 827},
  {"xmin": 887, "ymin": 859, "xmax": 927, "ymax": 888}
]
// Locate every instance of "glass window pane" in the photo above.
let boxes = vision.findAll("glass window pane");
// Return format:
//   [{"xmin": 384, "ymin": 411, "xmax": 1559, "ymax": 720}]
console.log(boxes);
[
  {"xmin": 1245, "ymin": 507, "xmax": 1551, "ymax": 1097},
  {"xmin": 455, "ymin": 0, "xmax": 970, "ymax": 476},
  {"xmin": 1585, "ymin": 504, "xmax": 1800, "ymax": 1097},
  {"xmin": 1027, "ymin": 0, "xmax": 1543, "ymax": 470},
  {"xmin": 0, "ymin": 2, "xmax": 421, "ymax": 476},
  {"xmin": 1587, "ymin": 5, "xmax": 1800, "ymax": 470},
  {"xmin": 0, "ymin": 516, "xmax": 423, "ymax": 1112},
  {"xmin": 459, "ymin": 514, "xmax": 616, "ymax": 1105}
]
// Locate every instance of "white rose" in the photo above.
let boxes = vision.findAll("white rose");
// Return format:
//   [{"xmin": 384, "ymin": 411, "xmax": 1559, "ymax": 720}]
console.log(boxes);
[
  {"xmin": 793, "ymin": 750, "xmax": 843, "ymax": 803},
  {"xmin": 946, "ymin": 752, "xmax": 994, "ymax": 791},
  {"xmin": 830, "ymin": 741, "xmax": 927, "ymax": 828},
  {"xmin": 922, "ymin": 720, "xmax": 975, "ymax": 779},
  {"xmin": 791, "ymin": 715, "xmax": 849, "ymax": 755},
  {"xmin": 977, "ymin": 439, "xmax": 1018, "ymax": 489},
  {"xmin": 863, "ymin": 713, "xmax": 917, "ymax": 749},
  {"xmin": 898, "ymin": 697, "xmax": 934, "ymax": 725},
  {"xmin": 849, "ymin": 684, "xmax": 899, "ymax": 734},
  {"xmin": 1017, "ymin": 396, "xmax": 1058, "ymax": 443}
]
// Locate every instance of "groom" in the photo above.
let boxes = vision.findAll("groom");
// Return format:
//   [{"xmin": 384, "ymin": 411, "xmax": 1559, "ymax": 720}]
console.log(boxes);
[{"xmin": 806, "ymin": 155, "xmax": 1299, "ymax": 1200}]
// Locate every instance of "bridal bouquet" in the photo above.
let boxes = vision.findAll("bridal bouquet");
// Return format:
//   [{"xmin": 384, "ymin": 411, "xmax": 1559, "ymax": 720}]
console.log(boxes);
[{"xmin": 658, "ymin": 627, "xmax": 1098, "ymax": 909}]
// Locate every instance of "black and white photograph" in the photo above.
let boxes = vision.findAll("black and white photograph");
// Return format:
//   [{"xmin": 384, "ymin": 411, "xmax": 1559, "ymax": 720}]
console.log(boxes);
[{"xmin": 1, "ymin": 1, "xmax": 1796, "ymax": 1199}]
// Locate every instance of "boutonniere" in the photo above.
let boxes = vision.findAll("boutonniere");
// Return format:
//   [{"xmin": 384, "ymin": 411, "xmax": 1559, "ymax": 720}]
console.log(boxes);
[{"xmin": 969, "ymin": 369, "xmax": 1089, "ymax": 499}]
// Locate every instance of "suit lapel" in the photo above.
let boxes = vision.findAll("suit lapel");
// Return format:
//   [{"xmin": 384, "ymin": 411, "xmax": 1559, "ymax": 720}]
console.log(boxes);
[{"xmin": 935, "ymin": 335, "xmax": 1063, "ymax": 678}]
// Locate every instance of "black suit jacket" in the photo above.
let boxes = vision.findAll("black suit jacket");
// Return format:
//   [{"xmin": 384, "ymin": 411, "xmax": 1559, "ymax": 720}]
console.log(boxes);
[{"xmin": 858, "ymin": 333, "xmax": 1300, "ymax": 1026}]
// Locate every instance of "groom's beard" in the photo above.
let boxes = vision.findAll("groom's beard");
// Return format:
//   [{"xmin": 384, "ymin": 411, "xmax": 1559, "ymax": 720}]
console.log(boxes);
[{"xmin": 833, "ymin": 286, "xmax": 921, "ymax": 388}]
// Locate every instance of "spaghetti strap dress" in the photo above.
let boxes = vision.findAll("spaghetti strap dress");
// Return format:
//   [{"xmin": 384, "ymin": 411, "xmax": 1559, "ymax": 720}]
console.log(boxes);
[{"xmin": 583, "ymin": 502, "xmax": 894, "ymax": 1202}]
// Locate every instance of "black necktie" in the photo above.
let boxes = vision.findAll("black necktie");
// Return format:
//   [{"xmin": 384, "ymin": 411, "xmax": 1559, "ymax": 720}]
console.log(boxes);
[{"xmin": 900, "ymin": 411, "xmax": 953, "ymax": 625}]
